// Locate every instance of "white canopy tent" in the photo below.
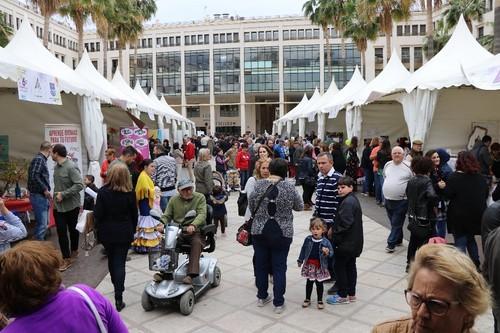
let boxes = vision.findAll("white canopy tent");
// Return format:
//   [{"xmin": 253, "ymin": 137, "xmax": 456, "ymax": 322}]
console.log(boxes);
[
  {"xmin": 462, "ymin": 53, "xmax": 500, "ymax": 90},
  {"xmin": 398, "ymin": 15, "xmax": 494, "ymax": 148},
  {"xmin": 276, "ymin": 93, "xmax": 309, "ymax": 137}
]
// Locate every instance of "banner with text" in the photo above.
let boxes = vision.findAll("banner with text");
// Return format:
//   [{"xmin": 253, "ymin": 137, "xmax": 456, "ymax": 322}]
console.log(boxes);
[
  {"xmin": 17, "ymin": 68, "xmax": 62, "ymax": 105},
  {"xmin": 120, "ymin": 127, "xmax": 150, "ymax": 159}
]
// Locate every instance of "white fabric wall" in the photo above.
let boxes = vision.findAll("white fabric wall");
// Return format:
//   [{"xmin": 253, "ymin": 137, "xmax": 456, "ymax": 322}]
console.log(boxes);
[
  {"xmin": 325, "ymin": 112, "xmax": 347, "ymax": 137},
  {"xmin": 426, "ymin": 87, "xmax": 500, "ymax": 152},
  {"xmin": 361, "ymin": 102, "xmax": 408, "ymax": 143}
]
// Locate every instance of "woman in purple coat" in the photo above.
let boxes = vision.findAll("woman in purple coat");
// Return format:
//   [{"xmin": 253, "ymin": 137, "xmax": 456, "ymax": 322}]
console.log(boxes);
[{"xmin": 0, "ymin": 241, "xmax": 127, "ymax": 333}]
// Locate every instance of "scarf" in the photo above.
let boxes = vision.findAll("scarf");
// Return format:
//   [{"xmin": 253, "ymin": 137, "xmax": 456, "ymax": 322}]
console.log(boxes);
[{"xmin": 135, "ymin": 170, "xmax": 155, "ymax": 208}]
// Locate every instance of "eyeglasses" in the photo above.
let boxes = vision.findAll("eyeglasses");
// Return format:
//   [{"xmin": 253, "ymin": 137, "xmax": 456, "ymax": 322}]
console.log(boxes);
[{"xmin": 404, "ymin": 289, "xmax": 459, "ymax": 316}]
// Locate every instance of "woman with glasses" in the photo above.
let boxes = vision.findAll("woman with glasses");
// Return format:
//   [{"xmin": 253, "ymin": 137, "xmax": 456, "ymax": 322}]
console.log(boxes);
[
  {"xmin": 372, "ymin": 244, "xmax": 491, "ymax": 333},
  {"xmin": 249, "ymin": 158, "xmax": 303, "ymax": 314}
]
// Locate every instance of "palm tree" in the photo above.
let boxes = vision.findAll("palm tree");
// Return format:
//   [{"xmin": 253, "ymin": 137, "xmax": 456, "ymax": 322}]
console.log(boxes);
[
  {"xmin": 59, "ymin": 0, "xmax": 89, "ymax": 59},
  {"xmin": 303, "ymin": 0, "xmax": 334, "ymax": 80},
  {"xmin": 343, "ymin": 0, "xmax": 379, "ymax": 78},
  {"xmin": 495, "ymin": 0, "xmax": 500, "ymax": 53},
  {"xmin": 131, "ymin": 0, "xmax": 157, "ymax": 83},
  {"xmin": 423, "ymin": 19, "xmax": 451, "ymax": 58},
  {"xmin": 29, "ymin": 0, "xmax": 69, "ymax": 48},
  {"xmin": 443, "ymin": 0, "xmax": 484, "ymax": 32},
  {"xmin": 363, "ymin": 0, "xmax": 414, "ymax": 59},
  {"xmin": 424, "ymin": 0, "xmax": 442, "ymax": 59},
  {"xmin": 0, "ymin": 13, "xmax": 13, "ymax": 47},
  {"xmin": 90, "ymin": 0, "xmax": 115, "ymax": 78}
]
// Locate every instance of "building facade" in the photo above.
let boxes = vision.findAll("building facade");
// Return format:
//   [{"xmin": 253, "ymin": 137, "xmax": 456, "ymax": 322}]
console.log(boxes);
[{"xmin": 0, "ymin": 0, "xmax": 495, "ymax": 135}]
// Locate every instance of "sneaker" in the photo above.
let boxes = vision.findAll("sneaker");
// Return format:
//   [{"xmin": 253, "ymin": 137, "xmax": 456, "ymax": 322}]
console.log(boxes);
[
  {"xmin": 326, "ymin": 295, "xmax": 350, "ymax": 305},
  {"xmin": 317, "ymin": 301, "xmax": 325, "ymax": 309},
  {"xmin": 257, "ymin": 296, "xmax": 272, "ymax": 307},
  {"xmin": 327, "ymin": 283, "xmax": 339, "ymax": 295},
  {"xmin": 385, "ymin": 246, "xmax": 395, "ymax": 253},
  {"xmin": 273, "ymin": 304, "xmax": 286, "ymax": 314},
  {"xmin": 348, "ymin": 295, "xmax": 357, "ymax": 303},
  {"xmin": 302, "ymin": 299, "xmax": 311, "ymax": 308},
  {"xmin": 361, "ymin": 192, "xmax": 369, "ymax": 197},
  {"xmin": 59, "ymin": 258, "xmax": 72, "ymax": 272}
]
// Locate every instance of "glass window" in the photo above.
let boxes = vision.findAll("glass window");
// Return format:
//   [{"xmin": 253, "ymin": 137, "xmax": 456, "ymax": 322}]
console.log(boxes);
[
  {"xmin": 412, "ymin": 25, "xmax": 419, "ymax": 36},
  {"xmin": 414, "ymin": 47, "xmax": 423, "ymax": 70},
  {"xmin": 401, "ymin": 47, "xmax": 410, "ymax": 63},
  {"xmin": 478, "ymin": 26, "xmax": 484, "ymax": 38},
  {"xmin": 198, "ymin": 35, "xmax": 203, "ymax": 44},
  {"xmin": 273, "ymin": 30, "xmax": 279, "ymax": 40},
  {"xmin": 191, "ymin": 35, "xmax": 197, "ymax": 45},
  {"xmin": 283, "ymin": 45, "xmax": 320, "ymax": 91},
  {"xmin": 185, "ymin": 36, "xmax": 190, "ymax": 45},
  {"xmin": 92, "ymin": 60, "xmax": 98, "ymax": 70},
  {"xmin": 213, "ymin": 34, "xmax": 219, "ymax": 44},
  {"xmin": 156, "ymin": 37, "xmax": 161, "ymax": 46},
  {"xmin": 324, "ymin": 43, "xmax": 361, "ymax": 89},
  {"xmin": 234, "ymin": 33, "xmax": 239, "ymax": 42},
  {"xmin": 214, "ymin": 48, "xmax": 240, "ymax": 93},
  {"xmin": 244, "ymin": 47, "xmax": 279, "ymax": 92},
  {"xmin": 244, "ymin": 32, "xmax": 250, "ymax": 42},
  {"xmin": 404, "ymin": 25, "xmax": 410, "ymax": 36},
  {"xmin": 204, "ymin": 34, "xmax": 209, "ymax": 44},
  {"xmin": 185, "ymin": 50, "xmax": 210, "ymax": 94},
  {"xmin": 298, "ymin": 29, "xmax": 305, "ymax": 39},
  {"xmin": 148, "ymin": 38, "xmax": 152, "ymax": 48},
  {"xmin": 220, "ymin": 33, "xmax": 226, "ymax": 43},
  {"xmin": 305, "ymin": 29, "xmax": 312, "ymax": 39},
  {"xmin": 283, "ymin": 30, "xmax": 289, "ymax": 40},
  {"xmin": 96, "ymin": 42, "xmax": 100, "ymax": 52},
  {"xmin": 290, "ymin": 29, "xmax": 297, "ymax": 40},
  {"xmin": 176, "ymin": 36, "xmax": 181, "ymax": 45},
  {"xmin": 169, "ymin": 36, "xmax": 174, "ymax": 45},
  {"xmin": 420, "ymin": 24, "xmax": 426, "ymax": 36},
  {"xmin": 220, "ymin": 105, "xmax": 239, "ymax": 117},
  {"xmin": 129, "ymin": 53, "xmax": 153, "ymax": 92},
  {"xmin": 374, "ymin": 47, "xmax": 384, "ymax": 64},
  {"xmin": 227, "ymin": 33, "xmax": 233, "ymax": 43},
  {"xmin": 397, "ymin": 25, "xmax": 403, "ymax": 36},
  {"xmin": 251, "ymin": 31, "xmax": 257, "ymax": 41},
  {"xmin": 265, "ymin": 31, "xmax": 272, "ymax": 41},
  {"xmin": 313, "ymin": 29, "xmax": 320, "ymax": 39},
  {"xmin": 258, "ymin": 31, "xmax": 265, "ymax": 41},
  {"xmin": 187, "ymin": 106, "xmax": 200, "ymax": 118}
]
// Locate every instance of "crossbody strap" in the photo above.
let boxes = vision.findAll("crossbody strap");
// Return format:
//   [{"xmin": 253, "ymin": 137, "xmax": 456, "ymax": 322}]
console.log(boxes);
[
  {"xmin": 250, "ymin": 182, "xmax": 277, "ymax": 219},
  {"xmin": 68, "ymin": 286, "xmax": 108, "ymax": 333}
]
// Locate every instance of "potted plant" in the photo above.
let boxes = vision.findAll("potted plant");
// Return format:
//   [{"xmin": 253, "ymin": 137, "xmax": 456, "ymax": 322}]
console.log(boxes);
[{"xmin": 0, "ymin": 159, "xmax": 29, "ymax": 197}]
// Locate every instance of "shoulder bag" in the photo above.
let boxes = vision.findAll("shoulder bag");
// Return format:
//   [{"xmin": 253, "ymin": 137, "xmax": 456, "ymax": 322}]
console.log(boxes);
[
  {"xmin": 237, "ymin": 184, "xmax": 274, "ymax": 246},
  {"xmin": 68, "ymin": 286, "xmax": 107, "ymax": 333}
]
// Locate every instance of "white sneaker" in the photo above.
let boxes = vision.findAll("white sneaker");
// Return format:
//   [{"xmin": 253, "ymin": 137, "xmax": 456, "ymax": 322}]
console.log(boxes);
[
  {"xmin": 257, "ymin": 296, "xmax": 272, "ymax": 307},
  {"xmin": 273, "ymin": 304, "xmax": 286, "ymax": 314}
]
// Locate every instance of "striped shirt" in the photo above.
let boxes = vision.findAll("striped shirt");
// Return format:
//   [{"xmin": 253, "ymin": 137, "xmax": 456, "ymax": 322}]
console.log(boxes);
[{"xmin": 314, "ymin": 168, "xmax": 342, "ymax": 224}]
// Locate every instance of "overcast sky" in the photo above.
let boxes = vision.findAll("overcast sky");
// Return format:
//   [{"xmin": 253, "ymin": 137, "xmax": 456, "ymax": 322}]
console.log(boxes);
[{"xmin": 151, "ymin": 0, "xmax": 306, "ymax": 23}]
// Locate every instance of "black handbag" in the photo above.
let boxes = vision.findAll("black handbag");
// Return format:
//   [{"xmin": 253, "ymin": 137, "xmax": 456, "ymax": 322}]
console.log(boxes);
[
  {"xmin": 236, "ymin": 184, "xmax": 273, "ymax": 246},
  {"xmin": 407, "ymin": 216, "xmax": 433, "ymax": 239},
  {"xmin": 237, "ymin": 191, "xmax": 248, "ymax": 217}
]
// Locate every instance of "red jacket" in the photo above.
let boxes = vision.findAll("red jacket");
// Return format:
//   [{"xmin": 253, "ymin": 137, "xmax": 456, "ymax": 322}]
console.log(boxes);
[
  {"xmin": 236, "ymin": 150, "xmax": 250, "ymax": 171},
  {"xmin": 184, "ymin": 142, "xmax": 195, "ymax": 161}
]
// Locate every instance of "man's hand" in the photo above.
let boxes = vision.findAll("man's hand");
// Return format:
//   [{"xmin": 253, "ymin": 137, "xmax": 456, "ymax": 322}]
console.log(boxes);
[
  {"xmin": 327, "ymin": 228, "xmax": 333, "ymax": 239},
  {"xmin": 44, "ymin": 190, "xmax": 52, "ymax": 200},
  {"xmin": 55, "ymin": 192, "xmax": 63, "ymax": 203},
  {"xmin": 186, "ymin": 225, "xmax": 195, "ymax": 234}
]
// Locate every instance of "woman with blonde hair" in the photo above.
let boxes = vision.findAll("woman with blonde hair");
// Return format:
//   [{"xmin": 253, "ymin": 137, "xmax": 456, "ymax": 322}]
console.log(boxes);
[
  {"xmin": 372, "ymin": 244, "xmax": 491, "ymax": 333},
  {"xmin": 194, "ymin": 148, "xmax": 214, "ymax": 198},
  {"xmin": 0, "ymin": 241, "xmax": 128, "ymax": 331},
  {"xmin": 244, "ymin": 158, "xmax": 271, "ymax": 221},
  {"xmin": 132, "ymin": 159, "xmax": 162, "ymax": 254},
  {"xmin": 94, "ymin": 163, "xmax": 138, "ymax": 311}
]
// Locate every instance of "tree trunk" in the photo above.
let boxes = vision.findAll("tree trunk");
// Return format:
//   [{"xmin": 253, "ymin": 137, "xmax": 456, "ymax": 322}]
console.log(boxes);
[
  {"xmin": 341, "ymin": 36, "xmax": 346, "ymax": 85},
  {"xmin": 118, "ymin": 43, "xmax": 123, "ymax": 75},
  {"xmin": 426, "ymin": 0, "xmax": 434, "ymax": 59},
  {"xmin": 103, "ymin": 35, "xmax": 108, "ymax": 78},
  {"xmin": 465, "ymin": 17, "xmax": 473, "ymax": 33},
  {"xmin": 323, "ymin": 26, "xmax": 332, "ymax": 83},
  {"xmin": 385, "ymin": 32, "xmax": 392, "ymax": 60},
  {"xmin": 43, "ymin": 15, "xmax": 50, "ymax": 49},
  {"xmin": 495, "ymin": 0, "xmax": 500, "ymax": 54},
  {"xmin": 77, "ymin": 28, "xmax": 84, "ymax": 62},
  {"xmin": 361, "ymin": 49, "xmax": 366, "ymax": 78}
]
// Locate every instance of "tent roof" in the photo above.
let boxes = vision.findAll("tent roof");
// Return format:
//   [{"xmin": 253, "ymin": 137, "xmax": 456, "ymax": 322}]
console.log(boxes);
[
  {"xmin": 462, "ymin": 53, "xmax": 500, "ymax": 90},
  {"xmin": 404, "ymin": 15, "xmax": 493, "ymax": 92},
  {"xmin": 309, "ymin": 66, "xmax": 367, "ymax": 119},
  {"xmin": 148, "ymin": 88, "xmax": 192, "ymax": 124},
  {"xmin": 0, "ymin": 18, "xmax": 92, "ymax": 96},
  {"xmin": 353, "ymin": 51, "xmax": 411, "ymax": 106},
  {"xmin": 133, "ymin": 81, "xmax": 164, "ymax": 120},
  {"xmin": 110, "ymin": 71, "xmax": 157, "ymax": 118},
  {"xmin": 159, "ymin": 95, "xmax": 195, "ymax": 125},
  {"xmin": 278, "ymin": 92, "xmax": 310, "ymax": 124},
  {"xmin": 300, "ymin": 78, "xmax": 339, "ymax": 119},
  {"xmin": 75, "ymin": 51, "xmax": 134, "ymax": 107}
]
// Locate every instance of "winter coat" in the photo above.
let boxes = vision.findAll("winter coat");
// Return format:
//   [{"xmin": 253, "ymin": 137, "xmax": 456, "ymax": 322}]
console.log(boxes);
[
  {"xmin": 332, "ymin": 193, "xmax": 363, "ymax": 257},
  {"xmin": 406, "ymin": 175, "xmax": 439, "ymax": 221}
]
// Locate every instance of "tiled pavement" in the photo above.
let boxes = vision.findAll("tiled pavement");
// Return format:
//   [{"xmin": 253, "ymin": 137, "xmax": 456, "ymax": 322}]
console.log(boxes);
[{"xmin": 96, "ymin": 189, "xmax": 494, "ymax": 332}]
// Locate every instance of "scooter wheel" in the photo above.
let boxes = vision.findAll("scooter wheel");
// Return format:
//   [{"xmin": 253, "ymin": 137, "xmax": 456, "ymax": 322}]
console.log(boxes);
[
  {"xmin": 141, "ymin": 291, "xmax": 154, "ymax": 311},
  {"xmin": 179, "ymin": 290, "xmax": 195, "ymax": 315},
  {"xmin": 212, "ymin": 266, "xmax": 221, "ymax": 287}
]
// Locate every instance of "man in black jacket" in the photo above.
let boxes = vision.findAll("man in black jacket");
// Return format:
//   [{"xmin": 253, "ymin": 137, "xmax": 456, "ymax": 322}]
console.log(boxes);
[{"xmin": 326, "ymin": 176, "xmax": 363, "ymax": 305}]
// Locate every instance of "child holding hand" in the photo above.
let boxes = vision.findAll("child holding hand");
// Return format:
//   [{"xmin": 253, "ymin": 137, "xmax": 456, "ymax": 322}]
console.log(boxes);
[{"xmin": 297, "ymin": 218, "xmax": 333, "ymax": 309}]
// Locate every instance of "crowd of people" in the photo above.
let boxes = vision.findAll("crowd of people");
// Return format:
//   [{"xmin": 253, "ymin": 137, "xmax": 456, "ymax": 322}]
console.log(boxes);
[{"xmin": 1, "ymin": 130, "xmax": 500, "ymax": 332}]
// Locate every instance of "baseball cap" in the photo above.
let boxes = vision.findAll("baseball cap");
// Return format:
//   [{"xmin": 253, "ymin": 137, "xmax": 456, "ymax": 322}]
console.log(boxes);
[
  {"xmin": 412, "ymin": 139, "xmax": 423, "ymax": 145},
  {"xmin": 177, "ymin": 179, "xmax": 194, "ymax": 190}
]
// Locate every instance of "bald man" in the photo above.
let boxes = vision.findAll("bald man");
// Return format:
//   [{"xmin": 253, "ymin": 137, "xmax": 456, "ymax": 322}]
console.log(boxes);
[{"xmin": 382, "ymin": 146, "xmax": 413, "ymax": 253}]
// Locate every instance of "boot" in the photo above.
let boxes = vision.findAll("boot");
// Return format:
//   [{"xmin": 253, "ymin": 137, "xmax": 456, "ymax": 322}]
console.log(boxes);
[{"xmin": 115, "ymin": 295, "xmax": 126, "ymax": 312}]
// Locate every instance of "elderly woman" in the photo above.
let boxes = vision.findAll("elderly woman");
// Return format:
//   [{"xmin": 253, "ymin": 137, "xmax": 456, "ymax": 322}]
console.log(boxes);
[
  {"xmin": 372, "ymin": 244, "xmax": 491, "ymax": 333},
  {"xmin": 249, "ymin": 158, "xmax": 303, "ymax": 314},
  {"xmin": 194, "ymin": 148, "xmax": 214, "ymax": 198},
  {"xmin": 443, "ymin": 151, "xmax": 488, "ymax": 269},
  {"xmin": 0, "ymin": 241, "xmax": 128, "ymax": 332}
]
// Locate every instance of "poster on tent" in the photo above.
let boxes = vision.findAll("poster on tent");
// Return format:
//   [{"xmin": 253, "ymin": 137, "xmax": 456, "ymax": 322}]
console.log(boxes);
[
  {"xmin": 17, "ymin": 68, "xmax": 62, "ymax": 105},
  {"xmin": 120, "ymin": 127, "xmax": 150, "ymax": 159}
]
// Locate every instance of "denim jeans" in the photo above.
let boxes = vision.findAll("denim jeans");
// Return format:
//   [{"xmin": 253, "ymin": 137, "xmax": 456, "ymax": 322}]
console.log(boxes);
[
  {"xmin": 240, "ymin": 170, "xmax": 249, "ymax": 189},
  {"xmin": 385, "ymin": 199, "xmax": 408, "ymax": 248},
  {"xmin": 374, "ymin": 173, "xmax": 384, "ymax": 204},
  {"xmin": 54, "ymin": 207, "xmax": 80, "ymax": 259},
  {"xmin": 362, "ymin": 168, "xmax": 374, "ymax": 194},
  {"xmin": 160, "ymin": 195, "xmax": 172, "ymax": 213},
  {"xmin": 30, "ymin": 193, "xmax": 49, "ymax": 240},
  {"xmin": 102, "ymin": 242, "xmax": 130, "ymax": 300},
  {"xmin": 454, "ymin": 234, "xmax": 480, "ymax": 267},
  {"xmin": 252, "ymin": 236, "xmax": 291, "ymax": 306}
]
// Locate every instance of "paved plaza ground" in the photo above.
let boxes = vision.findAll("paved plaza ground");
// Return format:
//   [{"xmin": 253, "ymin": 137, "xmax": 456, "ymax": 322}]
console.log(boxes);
[{"xmin": 92, "ymin": 186, "xmax": 495, "ymax": 333}]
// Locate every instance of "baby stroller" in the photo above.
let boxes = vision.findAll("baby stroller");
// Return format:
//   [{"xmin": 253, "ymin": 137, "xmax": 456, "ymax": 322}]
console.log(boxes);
[
  {"xmin": 226, "ymin": 169, "xmax": 240, "ymax": 191},
  {"xmin": 212, "ymin": 171, "xmax": 226, "ymax": 189}
]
